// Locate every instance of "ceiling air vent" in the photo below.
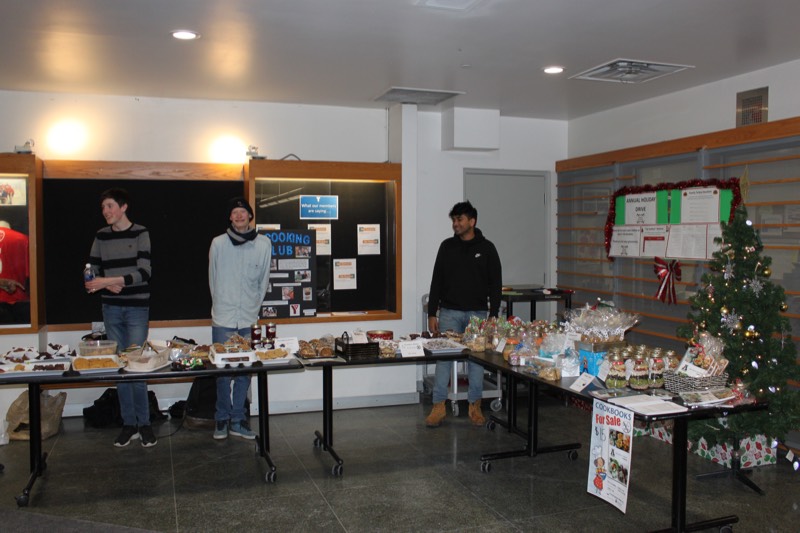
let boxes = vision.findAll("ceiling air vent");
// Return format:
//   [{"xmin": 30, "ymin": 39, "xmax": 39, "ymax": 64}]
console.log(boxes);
[
  {"xmin": 375, "ymin": 87, "xmax": 464, "ymax": 106},
  {"xmin": 737, "ymin": 87, "xmax": 768, "ymax": 127},
  {"xmin": 570, "ymin": 58, "xmax": 694, "ymax": 84}
]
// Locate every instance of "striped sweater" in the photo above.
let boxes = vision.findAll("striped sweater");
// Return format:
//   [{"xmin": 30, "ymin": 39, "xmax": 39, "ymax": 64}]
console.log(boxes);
[{"xmin": 88, "ymin": 223, "xmax": 152, "ymax": 307}]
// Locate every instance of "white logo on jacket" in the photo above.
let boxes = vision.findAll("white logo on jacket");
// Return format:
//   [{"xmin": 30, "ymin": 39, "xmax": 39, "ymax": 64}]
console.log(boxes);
[{"xmin": 475, "ymin": 253, "xmax": 481, "ymax": 258}]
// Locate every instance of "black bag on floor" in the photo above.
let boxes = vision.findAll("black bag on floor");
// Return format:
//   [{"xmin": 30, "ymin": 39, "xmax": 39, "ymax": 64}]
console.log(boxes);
[
  {"xmin": 184, "ymin": 376, "xmax": 217, "ymax": 429},
  {"xmin": 83, "ymin": 388, "xmax": 165, "ymax": 428},
  {"xmin": 83, "ymin": 388, "xmax": 122, "ymax": 428},
  {"xmin": 183, "ymin": 376, "xmax": 250, "ymax": 430}
]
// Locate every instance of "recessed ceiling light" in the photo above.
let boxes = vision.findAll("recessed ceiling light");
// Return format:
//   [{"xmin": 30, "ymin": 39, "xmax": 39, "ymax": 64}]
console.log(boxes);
[
  {"xmin": 543, "ymin": 66, "xmax": 565, "ymax": 75},
  {"xmin": 172, "ymin": 30, "xmax": 200, "ymax": 40}
]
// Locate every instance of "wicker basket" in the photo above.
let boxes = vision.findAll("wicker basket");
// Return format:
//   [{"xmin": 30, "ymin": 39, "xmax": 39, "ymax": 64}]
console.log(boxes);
[
  {"xmin": 663, "ymin": 370, "xmax": 728, "ymax": 393},
  {"xmin": 334, "ymin": 333, "xmax": 380, "ymax": 360}
]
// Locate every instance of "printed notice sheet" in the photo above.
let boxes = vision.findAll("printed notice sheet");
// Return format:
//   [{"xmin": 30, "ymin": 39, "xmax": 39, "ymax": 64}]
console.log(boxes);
[
  {"xmin": 308, "ymin": 223, "xmax": 332, "ymax": 256},
  {"xmin": 680, "ymin": 187, "xmax": 720, "ymax": 223},
  {"xmin": 624, "ymin": 192, "xmax": 657, "ymax": 225},
  {"xmin": 588, "ymin": 399, "xmax": 634, "ymax": 513},
  {"xmin": 609, "ymin": 226, "xmax": 641, "ymax": 257},
  {"xmin": 333, "ymin": 258, "xmax": 357, "ymax": 290},
  {"xmin": 665, "ymin": 223, "xmax": 708, "ymax": 259},
  {"xmin": 357, "ymin": 224, "xmax": 381, "ymax": 255},
  {"xmin": 706, "ymin": 223, "xmax": 723, "ymax": 258},
  {"xmin": 641, "ymin": 225, "xmax": 669, "ymax": 257}
]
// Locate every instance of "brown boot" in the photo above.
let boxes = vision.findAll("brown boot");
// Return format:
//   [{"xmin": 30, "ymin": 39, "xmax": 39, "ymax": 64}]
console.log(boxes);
[
  {"xmin": 469, "ymin": 400, "xmax": 486, "ymax": 426},
  {"xmin": 425, "ymin": 401, "xmax": 446, "ymax": 427}
]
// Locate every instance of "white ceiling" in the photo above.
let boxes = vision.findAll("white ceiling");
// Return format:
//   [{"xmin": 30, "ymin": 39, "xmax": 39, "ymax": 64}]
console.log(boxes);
[{"xmin": 4, "ymin": 0, "xmax": 800, "ymax": 120}]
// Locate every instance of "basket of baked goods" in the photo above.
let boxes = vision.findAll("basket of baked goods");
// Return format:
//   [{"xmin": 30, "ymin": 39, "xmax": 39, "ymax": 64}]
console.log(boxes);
[
  {"xmin": 209, "ymin": 334, "xmax": 258, "ymax": 368},
  {"xmin": 123, "ymin": 341, "xmax": 171, "ymax": 372},
  {"xmin": 296, "ymin": 337, "xmax": 336, "ymax": 360},
  {"xmin": 334, "ymin": 332, "xmax": 379, "ymax": 360}
]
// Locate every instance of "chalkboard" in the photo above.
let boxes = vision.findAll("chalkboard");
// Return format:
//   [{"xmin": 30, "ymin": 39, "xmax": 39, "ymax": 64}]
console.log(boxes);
[{"xmin": 43, "ymin": 179, "xmax": 243, "ymax": 324}]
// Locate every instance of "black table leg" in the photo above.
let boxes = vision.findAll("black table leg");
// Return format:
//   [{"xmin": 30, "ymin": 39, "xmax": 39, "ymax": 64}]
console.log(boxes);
[
  {"xmin": 651, "ymin": 418, "xmax": 738, "ymax": 533},
  {"xmin": 16, "ymin": 383, "xmax": 46, "ymax": 507},
  {"xmin": 481, "ymin": 374, "xmax": 580, "ymax": 469},
  {"xmin": 255, "ymin": 372, "xmax": 277, "ymax": 483},
  {"xmin": 314, "ymin": 365, "xmax": 343, "ymax": 476}
]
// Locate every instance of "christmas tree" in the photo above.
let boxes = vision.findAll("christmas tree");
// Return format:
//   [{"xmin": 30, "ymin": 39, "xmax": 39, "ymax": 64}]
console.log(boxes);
[{"xmin": 677, "ymin": 205, "xmax": 800, "ymax": 446}]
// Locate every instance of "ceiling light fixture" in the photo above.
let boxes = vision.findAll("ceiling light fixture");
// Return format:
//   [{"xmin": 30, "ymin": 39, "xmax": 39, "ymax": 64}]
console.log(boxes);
[
  {"xmin": 172, "ymin": 30, "xmax": 200, "ymax": 40},
  {"xmin": 543, "ymin": 66, "xmax": 564, "ymax": 75}
]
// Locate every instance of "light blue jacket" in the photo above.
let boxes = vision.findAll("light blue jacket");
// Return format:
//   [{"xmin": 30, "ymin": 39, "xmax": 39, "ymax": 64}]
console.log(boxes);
[{"xmin": 209, "ymin": 233, "xmax": 272, "ymax": 329}]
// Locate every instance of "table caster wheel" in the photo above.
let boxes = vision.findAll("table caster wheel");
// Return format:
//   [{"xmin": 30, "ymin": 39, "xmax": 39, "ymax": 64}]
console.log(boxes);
[
  {"xmin": 486, "ymin": 420, "xmax": 496, "ymax": 431},
  {"xmin": 480, "ymin": 461, "xmax": 492, "ymax": 473},
  {"xmin": 568, "ymin": 450, "xmax": 578, "ymax": 461},
  {"xmin": 331, "ymin": 463, "xmax": 344, "ymax": 476},
  {"xmin": 719, "ymin": 526, "xmax": 733, "ymax": 533},
  {"xmin": 15, "ymin": 493, "xmax": 29, "ymax": 507},
  {"xmin": 452, "ymin": 403, "xmax": 460, "ymax": 417},
  {"xmin": 490, "ymin": 399, "xmax": 503, "ymax": 412},
  {"xmin": 266, "ymin": 470, "xmax": 277, "ymax": 483},
  {"xmin": 313, "ymin": 437, "xmax": 322, "ymax": 448}
]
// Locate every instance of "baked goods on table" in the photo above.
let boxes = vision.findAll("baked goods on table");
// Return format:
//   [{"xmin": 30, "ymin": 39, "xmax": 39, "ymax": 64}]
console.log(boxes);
[{"xmin": 124, "ymin": 341, "xmax": 170, "ymax": 372}]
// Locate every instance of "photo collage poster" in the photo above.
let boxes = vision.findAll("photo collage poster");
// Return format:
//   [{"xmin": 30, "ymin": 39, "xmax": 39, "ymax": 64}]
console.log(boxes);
[{"xmin": 260, "ymin": 228, "xmax": 317, "ymax": 319}]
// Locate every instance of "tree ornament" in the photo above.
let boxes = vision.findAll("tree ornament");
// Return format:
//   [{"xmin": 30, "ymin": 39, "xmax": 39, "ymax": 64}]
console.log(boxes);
[
  {"xmin": 780, "ymin": 302, "xmax": 788, "ymax": 312},
  {"xmin": 763, "ymin": 266, "xmax": 771, "ymax": 278},
  {"xmin": 723, "ymin": 260, "xmax": 734, "ymax": 280},
  {"xmin": 720, "ymin": 306, "xmax": 729, "ymax": 315},
  {"xmin": 749, "ymin": 278, "xmax": 764, "ymax": 296}
]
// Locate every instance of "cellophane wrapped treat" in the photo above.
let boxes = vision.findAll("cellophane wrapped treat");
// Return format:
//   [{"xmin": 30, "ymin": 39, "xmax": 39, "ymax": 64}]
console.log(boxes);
[{"xmin": 562, "ymin": 301, "xmax": 639, "ymax": 342}]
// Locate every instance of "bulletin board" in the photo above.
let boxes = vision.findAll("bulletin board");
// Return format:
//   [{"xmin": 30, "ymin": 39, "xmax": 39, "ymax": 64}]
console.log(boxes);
[
  {"xmin": 250, "ymin": 159, "xmax": 401, "ymax": 316},
  {"xmin": 604, "ymin": 177, "xmax": 741, "ymax": 260}
]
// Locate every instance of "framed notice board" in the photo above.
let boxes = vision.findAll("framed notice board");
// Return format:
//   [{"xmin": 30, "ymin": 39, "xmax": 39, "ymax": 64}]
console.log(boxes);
[
  {"xmin": 43, "ymin": 177, "xmax": 243, "ymax": 324},
  {"xmin": 249, "ymin": 160, "xmax": 401, "ymax": 316}
]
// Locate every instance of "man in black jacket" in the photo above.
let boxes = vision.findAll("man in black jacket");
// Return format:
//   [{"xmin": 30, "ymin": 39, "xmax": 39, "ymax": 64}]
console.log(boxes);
[{"xmin": 426, "ymin": 200, "xmax": 502, "ymax": 427}]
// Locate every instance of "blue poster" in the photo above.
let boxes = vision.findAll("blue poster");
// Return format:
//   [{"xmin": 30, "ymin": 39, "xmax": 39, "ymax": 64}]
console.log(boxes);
[{"xmin": 299, "ymin": 195, "xmax": 339, "ymax": 219}]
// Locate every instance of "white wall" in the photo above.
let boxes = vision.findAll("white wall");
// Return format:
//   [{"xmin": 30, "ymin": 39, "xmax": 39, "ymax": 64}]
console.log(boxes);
[
  {"xmin": 0, "ymin": 90, "xmax": 569, "ymax": 421},
  {"xmin": 416, "ymin": 112, "xmax": 568, "ymax": 311},
  {"xmin": 568, "ymin": 58, "xmax": 800, "ymax": 158}
]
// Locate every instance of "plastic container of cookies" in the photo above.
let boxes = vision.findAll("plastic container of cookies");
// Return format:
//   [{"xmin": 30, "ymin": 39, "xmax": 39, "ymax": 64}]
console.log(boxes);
[{"xmin": 78, "ymin": 340, "xmax": 118, "ymax": 356}]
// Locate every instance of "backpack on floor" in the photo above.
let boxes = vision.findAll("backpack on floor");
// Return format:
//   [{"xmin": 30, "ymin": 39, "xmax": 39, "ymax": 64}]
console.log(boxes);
[
  {"xmin": 184, "ymin": 376, "xmax": 218, "ymax": 429},
  {"xmin": 83, "ymin": 388, "xmax": 166, "ymax": 428}
]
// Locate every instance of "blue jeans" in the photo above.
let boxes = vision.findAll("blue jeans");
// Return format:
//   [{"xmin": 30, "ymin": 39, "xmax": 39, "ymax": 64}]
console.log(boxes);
[
  {"xmin": 432, "ymin": 308, "xmax": 488, "ymax": 404},
  {"xmin": 102, "ymin": 304, "xmax": 150, "ymax": 426},
  {"xmin": 213, "ymin": 326, "xmax": 252, "ymax": 423}
]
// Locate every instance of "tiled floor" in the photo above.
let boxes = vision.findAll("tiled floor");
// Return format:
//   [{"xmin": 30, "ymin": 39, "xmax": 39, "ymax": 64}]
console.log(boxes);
[{"xmin": 0, "ymin": 394, "xmax": 797, "ymax": 532}]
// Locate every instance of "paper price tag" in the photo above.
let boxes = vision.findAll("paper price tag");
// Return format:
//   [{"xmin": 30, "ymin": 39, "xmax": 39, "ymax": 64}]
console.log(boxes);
[
  {"xmin": 352, "ymin": 331, "xmax": 369, "ymax": 343},
  {"xmin": 564, "ymin": 332, "xmax": 582, "ymax": 353},
  {"xmin": 496, "ymin": 338, "xmax": 507, "ymax": 354},
  {"xmin": 399, "ymin": 341, "xmax": 425, "ymax": 358},
  {"xmin": 597, "ymin": 359, "xmax": 610, "ymax": 381},
  {"xmin": 273, "ymin": 337, "xmax": 299, "ymax": 353},
  {"xmin": 570, "ymin": 372, "xmax": 595, "ymax": 392}
]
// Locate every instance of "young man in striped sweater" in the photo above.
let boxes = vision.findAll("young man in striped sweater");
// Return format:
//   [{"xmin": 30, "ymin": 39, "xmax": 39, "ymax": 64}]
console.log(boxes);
[{"xmin": 86, "ymin": 188, "xmax": 155, "ymax": 447}]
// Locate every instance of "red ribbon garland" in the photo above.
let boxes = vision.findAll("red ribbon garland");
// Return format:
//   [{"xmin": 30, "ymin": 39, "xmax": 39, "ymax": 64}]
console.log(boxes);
[{"xmin": 654, "ymin": 257, "xmax": 681, "ymax": 304}]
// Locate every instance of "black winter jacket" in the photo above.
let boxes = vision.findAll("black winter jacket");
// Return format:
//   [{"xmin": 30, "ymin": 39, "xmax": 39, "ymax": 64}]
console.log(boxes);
[{"xmin": 427, "ymin": 227, "xmax": 502, "ymax": 318}]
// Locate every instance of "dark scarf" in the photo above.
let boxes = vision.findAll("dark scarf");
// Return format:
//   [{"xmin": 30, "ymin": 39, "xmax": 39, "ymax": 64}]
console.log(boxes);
[{"xmin": 227, "ymin": 225, "xmax": 257, "ymax": 246}]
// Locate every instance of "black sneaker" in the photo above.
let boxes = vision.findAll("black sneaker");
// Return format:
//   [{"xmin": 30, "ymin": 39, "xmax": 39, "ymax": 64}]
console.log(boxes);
[
  {"xmin": 213, "ymin": 420, "xmax": 229, "ymax": 440},
  {"xmin": 114, "ymin": 425, "xmax": 140, "ymax": 447},
  {"xmin": 139, "ymin": 425, "xmax": 158, "ymax": 448}
]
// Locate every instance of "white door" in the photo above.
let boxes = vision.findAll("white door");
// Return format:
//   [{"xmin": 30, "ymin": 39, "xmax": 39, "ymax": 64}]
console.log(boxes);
[{"xmin": 465, "ymin": 169, "xmax": 549, "ymax": 321}]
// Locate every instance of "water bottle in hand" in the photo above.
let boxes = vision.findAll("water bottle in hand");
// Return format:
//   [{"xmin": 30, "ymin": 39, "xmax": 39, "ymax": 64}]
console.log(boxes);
[{"xmin": 84, "ymin": 263, "xmax": 95, "ymax": 293}]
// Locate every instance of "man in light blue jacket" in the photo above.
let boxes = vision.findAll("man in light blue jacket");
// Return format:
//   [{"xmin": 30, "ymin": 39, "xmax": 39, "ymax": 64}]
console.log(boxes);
[{"xmin": 209, "ymin": 197, "xmax": 272, "ymax": 440}]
